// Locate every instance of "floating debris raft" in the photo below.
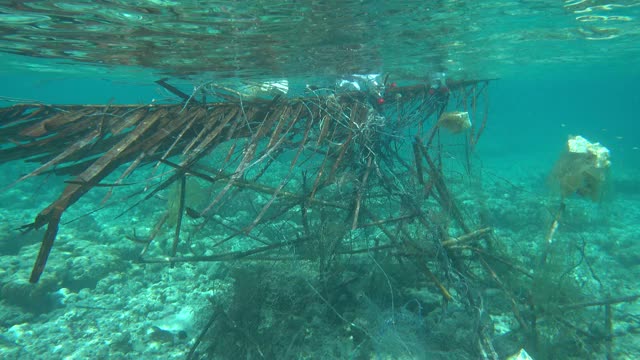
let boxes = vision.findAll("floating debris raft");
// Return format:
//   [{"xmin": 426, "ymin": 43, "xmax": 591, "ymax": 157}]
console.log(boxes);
[{"xmin": 0, "ymin": 79, "xmax": 486, "ymax": 283}]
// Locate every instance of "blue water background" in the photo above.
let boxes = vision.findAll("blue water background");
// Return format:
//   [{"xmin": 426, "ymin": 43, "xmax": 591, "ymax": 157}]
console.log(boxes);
[{"xmin": 487, "ymin": 68, "xmax": 640, "ymax": 176}]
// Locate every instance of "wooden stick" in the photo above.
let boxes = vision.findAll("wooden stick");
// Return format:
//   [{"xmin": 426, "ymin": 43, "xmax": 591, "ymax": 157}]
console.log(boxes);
[
  {"xmin": 560, "ymin": 294, "xmax": 640, "ymax": 310},
  {"xmin": 412, "ymin": 141, "xmax": 425, "ymax": 185},
  {"xmin": 479, "ymin": 256, "xmax": 529, "ymax": 331},
  {"xmin": 605, "ymin": 303, "xmax": 614, "ymax": 360},
  {"xmin": 28, "ymin": 107, "xmax": 168, "ymax": 282},
  {"xmin": 417, "ymin": 138, "xmax": 470, "ymax": 233},
  {"xmin": 351, "ymin": 156, "xmax": 373, "ymax": 230},
  {"xmin": 139, "ymin": 237, "xmax": 311, "ymax": 264},
  {"xmin": 441, "ymin": 227, "xmax": 492, "ymax": 247},
  {"xmin": 155, "ymin": 78, "xmax": 196, "ymax": 103},
  {"xmin": 170, "ymin": 174, "xmax": 187, "ymax": 259}
]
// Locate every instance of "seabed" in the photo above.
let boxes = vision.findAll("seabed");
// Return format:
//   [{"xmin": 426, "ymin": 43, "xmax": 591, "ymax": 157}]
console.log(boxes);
[{"xmin": 0, "ymin": 78, "xmax": 638, "ymax": 359}]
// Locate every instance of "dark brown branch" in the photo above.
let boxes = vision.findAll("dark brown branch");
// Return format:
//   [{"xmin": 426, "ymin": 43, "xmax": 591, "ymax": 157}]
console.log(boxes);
[
  {"xmin": 560, "ymin": 294, "xmax": 640, "ymax": 310},
  {"xmin": 171, "ymin": 174, "xmax": 187, "ymax": 259}
]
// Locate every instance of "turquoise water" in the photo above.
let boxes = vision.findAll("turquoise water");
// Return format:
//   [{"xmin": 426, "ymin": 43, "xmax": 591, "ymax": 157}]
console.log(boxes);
[{"xmin": 1, "ymin": 1, "xmax": 639, "ymax": 359}]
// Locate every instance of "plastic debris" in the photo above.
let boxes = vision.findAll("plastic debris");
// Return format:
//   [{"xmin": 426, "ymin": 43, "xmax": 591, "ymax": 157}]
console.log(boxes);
[
  {"xmin": 507, "ymin": 348, "xmax": 534, "ymax": 360},
  {"xmin": 437, "ymin": 111, "xmax": 472, "ymax": 133},
  {"xmin": 551, "ymin": 135, "xmax": 611, "ymax": 201}
]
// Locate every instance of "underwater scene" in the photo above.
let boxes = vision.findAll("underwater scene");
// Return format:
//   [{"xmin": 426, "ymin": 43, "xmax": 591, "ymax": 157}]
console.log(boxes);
[{"xmin": 0, "ymin": 1, "xmax": 639, "ymax": 359}]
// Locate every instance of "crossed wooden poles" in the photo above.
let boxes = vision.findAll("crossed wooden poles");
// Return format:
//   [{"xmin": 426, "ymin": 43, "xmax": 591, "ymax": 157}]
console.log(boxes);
[{"xmin": 0, "ymin": 81, "xmax": 479, "ymax": 282}]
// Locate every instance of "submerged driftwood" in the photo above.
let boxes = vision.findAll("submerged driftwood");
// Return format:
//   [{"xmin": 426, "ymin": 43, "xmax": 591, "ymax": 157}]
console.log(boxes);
[{"xmin": 0, "ymin": 81, "xmax": 483, "ymax": 283}]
